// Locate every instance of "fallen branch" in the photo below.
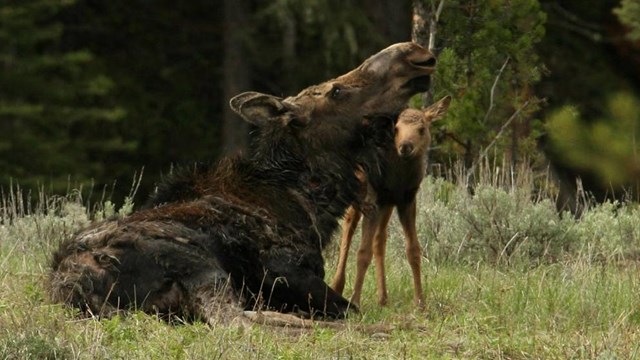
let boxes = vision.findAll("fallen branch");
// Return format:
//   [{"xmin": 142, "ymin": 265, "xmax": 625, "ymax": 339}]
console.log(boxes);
[{"xmin": 242, "ymin": 311, "xmax": 428, "ymax": 334}]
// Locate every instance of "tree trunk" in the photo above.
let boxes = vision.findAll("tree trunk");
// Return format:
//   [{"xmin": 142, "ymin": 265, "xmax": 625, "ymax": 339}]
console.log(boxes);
[
  {"xmin": 411, "ymin": 0, "xmax": 429, "ymax": 48},
  {"xmin": 222, "ymin": 0, "xmax": 251, "ymax": 154},
  {"xmin": 412, "ymin": 0, "xmax": 445, "ymax": 106}
]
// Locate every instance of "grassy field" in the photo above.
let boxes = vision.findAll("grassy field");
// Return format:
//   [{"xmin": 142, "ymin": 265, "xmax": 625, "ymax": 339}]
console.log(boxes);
[{"xmin": 1, "ymin": 170, "xmax": 640, "ymax": 359}]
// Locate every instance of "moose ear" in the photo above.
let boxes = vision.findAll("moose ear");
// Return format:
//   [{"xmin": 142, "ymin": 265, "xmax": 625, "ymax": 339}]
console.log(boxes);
[
  {"xmin": 423, "ymin": 95, "xmax": 452, "ymax": 123},
  {"xmin": 229, "ymin": 92, "xmax": 288, "ymax": 127},
  {"xmin": 362, "ymin": 115, "xmax": 395, "ymax": 143},
  {"xmin": 230, "ymin": 91, "xmax": 307, "ymax": 128}
]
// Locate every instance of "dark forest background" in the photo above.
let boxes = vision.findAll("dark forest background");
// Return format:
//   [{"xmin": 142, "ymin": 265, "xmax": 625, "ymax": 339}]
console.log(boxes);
[{"xmin": 2, "ymin": 0, "xmax": 640, "ymax": 209}]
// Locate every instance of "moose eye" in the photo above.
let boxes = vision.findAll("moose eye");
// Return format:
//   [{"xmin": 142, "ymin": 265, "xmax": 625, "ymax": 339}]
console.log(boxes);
[
  {"xmin": 329, "ymin": 86, "xmax": 342, "ymax": 99},
  {"xmin": 418, "ymin": 127, "xmax": 426, "ymax": 136}
]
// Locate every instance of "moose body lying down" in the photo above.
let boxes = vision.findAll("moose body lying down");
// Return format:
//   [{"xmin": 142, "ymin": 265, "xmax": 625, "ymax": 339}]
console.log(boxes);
[{"xmin": 49, "ymin": 42, "xmax": 436, "ymax": 320}]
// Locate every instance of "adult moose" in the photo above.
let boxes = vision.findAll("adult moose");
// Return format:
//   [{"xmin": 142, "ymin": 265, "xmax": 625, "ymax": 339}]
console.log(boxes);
[
  {"xmin": 331, "ymin": 96, "xmax": 451, "ymax": 308},
  {"xmin": 49, "ymin": 43, "xmax": 436, "ymax": 321}
]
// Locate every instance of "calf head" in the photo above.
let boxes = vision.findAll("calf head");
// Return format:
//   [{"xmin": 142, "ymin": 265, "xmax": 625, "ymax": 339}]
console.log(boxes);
[{"xmin": 395, "ymin": 95, "xmax": 451, "ymax": 158}]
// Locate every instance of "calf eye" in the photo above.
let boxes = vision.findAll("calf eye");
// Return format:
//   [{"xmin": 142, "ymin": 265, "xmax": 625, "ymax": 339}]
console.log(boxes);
[{"xmin": 418, "ymin": 127, "xmax": 425, "ymax": 136}]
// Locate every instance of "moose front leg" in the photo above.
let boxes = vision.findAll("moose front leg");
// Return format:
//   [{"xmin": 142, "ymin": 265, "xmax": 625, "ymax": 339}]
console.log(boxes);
[
  {"xmin": 304, "ymin": 276, "xmax": 359, "ymax": 318},
  {"xmin": 266, "ymin": 270, "xmax": 358, "ymax": 318},
  {"xmin": 264, "ymin": 250, "xmax": 358, "ymax": 318}
]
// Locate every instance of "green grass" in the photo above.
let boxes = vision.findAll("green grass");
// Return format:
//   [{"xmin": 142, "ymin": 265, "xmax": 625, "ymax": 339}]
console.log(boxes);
[{"xmin": 2, "ymin": 172, "xmax": 640, "ymax": 359}]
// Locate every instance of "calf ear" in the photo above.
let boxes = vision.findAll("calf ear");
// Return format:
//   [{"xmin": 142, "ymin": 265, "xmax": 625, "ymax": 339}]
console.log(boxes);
[
  {"xmin": 229, "ymin": 92, "xmax": 287, "ymax": 127},
  {"xmin": 423, "ymin": 95, "xmax": 452, "ymax": 123}
]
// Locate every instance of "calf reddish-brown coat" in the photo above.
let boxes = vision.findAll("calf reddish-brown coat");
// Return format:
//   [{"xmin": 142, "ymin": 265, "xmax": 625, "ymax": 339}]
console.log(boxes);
[
  {"xmin": 49, "ymin": 43, "xmax": 436, "ymax": 320},
  {"xmin": 332, "ymin": 96, "xmax": 451, "ymax": 307}
]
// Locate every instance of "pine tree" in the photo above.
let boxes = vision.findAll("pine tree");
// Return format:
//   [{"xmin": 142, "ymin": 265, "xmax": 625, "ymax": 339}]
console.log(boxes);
[
  {"xmin": 425, "ymin": 0, "xmax": 546, "ymax": 169},
  {"xmin": 0, "ymin": 0, "xmax": 132, "ymax": 194}
]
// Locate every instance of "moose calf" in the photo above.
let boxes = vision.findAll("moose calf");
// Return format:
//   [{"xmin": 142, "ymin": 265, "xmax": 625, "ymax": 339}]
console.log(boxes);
[
  {"xmin": 49, "ymin": 42, "xmax": 436, "ymax": 321},
  {"xmin": 331, "ymin": 96, "xmax": 451, "ymax": 307}
]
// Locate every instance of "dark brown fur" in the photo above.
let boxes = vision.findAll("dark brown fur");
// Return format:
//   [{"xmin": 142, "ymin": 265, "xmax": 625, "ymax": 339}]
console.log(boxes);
[
  {"xmin": 332, "ymin": 96, "xmax": 451, "ymax": 307},
  {"xmin": 49, "ymin": 43, "xmax": 436, "ymax": 321}
]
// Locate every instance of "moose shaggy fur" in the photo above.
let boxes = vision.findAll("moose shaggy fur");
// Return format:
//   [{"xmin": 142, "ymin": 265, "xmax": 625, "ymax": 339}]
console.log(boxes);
[{"xmin": 49, "ymin": 42, "xmax": 436, "ymax": 321}]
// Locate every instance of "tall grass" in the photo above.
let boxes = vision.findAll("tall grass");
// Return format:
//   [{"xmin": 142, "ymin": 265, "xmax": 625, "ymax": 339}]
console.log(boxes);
[
  {"xmin": 416, "ymin": 160, "xmax": 640, "ymax": 266},
  {"xmin": 1, "ymin": 163, "xmax": 640, "ymax": 359}
]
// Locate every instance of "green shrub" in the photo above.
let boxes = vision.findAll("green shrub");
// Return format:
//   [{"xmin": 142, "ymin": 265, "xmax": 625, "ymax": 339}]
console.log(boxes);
[
  {"xmin": 418, "ymin": 177, "xmax": 576, "ymax": 266},
  {"xmin": 573, "ymin": 200, "xmax": 640, "ymax": 262}
]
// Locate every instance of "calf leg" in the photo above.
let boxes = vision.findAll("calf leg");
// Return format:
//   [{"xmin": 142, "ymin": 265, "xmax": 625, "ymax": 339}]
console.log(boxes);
[
  {"xmin": 331, "ymin": 206, "xmax": 362, "ymax": 294},
  {"xmin": 397, "ymin": 200, "xmax": 425, "ymax": 307},
  {"xmin": 351, "ymin": 206, "xmax": 389, "ymax": 306},
  {"xmin": 372, "ymin": 206, "xmax": 394, "ymax": 306}
]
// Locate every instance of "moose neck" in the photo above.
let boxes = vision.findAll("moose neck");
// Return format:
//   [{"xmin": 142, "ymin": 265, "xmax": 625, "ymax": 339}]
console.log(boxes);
[{"xmin": 241, "ymin": 126, "xmax": 363, "ymax": 248}]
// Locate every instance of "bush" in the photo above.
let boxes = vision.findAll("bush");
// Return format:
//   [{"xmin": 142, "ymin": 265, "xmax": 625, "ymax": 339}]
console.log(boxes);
[
  {"xmin": 573, "ymin": 201, "xmax": 640, "ymax": 263},
  {"xmin": 418, "ymin": 177, "xmax": 576, "ymax": 266}
]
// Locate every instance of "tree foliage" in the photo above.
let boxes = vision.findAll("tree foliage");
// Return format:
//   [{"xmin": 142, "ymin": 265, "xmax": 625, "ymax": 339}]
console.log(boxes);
[
  {"xmin": 546, "ymin": 92, "xmax": 640, "ymax": 193},
  {"xmin": 427, "ymin": 0, "xmax": 546, "ymax": 168},
  {"xmin": 0, "ymin": 0, "xmax": 130, "ymax": 194},
  {"xmin": 538, "ymin": 0, "xmax": 640, "ymax": 201},
  {"xmin": 1, "ymin": 0, "xmax": 640, "ymax": 204},
  {"xmin": 615, "ymin": 0, "xmax": 640, "ymax": 41},
  {"xmin": 253, "ymin": 0, "xmax": 390, "ymax": 94}
]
